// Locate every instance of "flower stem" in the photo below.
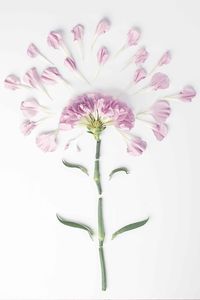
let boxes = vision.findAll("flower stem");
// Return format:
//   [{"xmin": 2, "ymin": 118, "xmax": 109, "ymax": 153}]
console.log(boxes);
[{"xmin": 94, "ymin": 138, "xmax": 107, "ymax": 291}]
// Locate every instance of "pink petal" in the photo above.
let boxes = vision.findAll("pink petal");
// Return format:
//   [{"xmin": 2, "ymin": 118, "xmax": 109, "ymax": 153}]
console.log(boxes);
[
  {"xmin": 152, "ymin": 123, "xmax": 168, "ymax": 141},
  {"xmin": 20, "ymin": 120, "xmax": 37, "ymax": 136},
  {"xmin": 179, "ymin": 86, "xmax": 196, "ymax": 102},
  {"xmin": 150, "ymin": 72, "xmax": 170, "ymax": 90},
  {"xmin": 127, "ymin": 136, "xmax": 147, "ymax": 156},
  {"xmin": 41, "ymin": 67, "xmax": 61, "ymax": 84},
  {"xmin": 151, "ymin": 100, "xmax": 171, "ymax": 123},
  {"xmin": 134, "ymin": 47, "xmax": 149, "ymax": 64},
  {"xmin": 72, "ymin": 24, "xmax": 84, "ymax": 41},
  {"xmin": 20, "ymin": 98, "xmax": 41, "ymax": 118},
  {"xmin": 23, "ymin": 67, "xmax": 41, "ymax": 88},
  {"xmin": 134, "ymin": 67, "xmax": 147, "ymax": 83},
  {"xmin": 97, "ymin": 47, "xmax": 109, "ymax": 65},
  {"xmin": 158, "ymin": 50, "xmax": 171, "ymax": 66},
  {"xmin": 127, "ymin": 27, "xmax": 141, "ymax": 47},
  {"xmin": 64, "ymin": 57, "xmax": 77, "ymax": 71},
  {"xmin": 27, "ymin": 43, "xmax": 39, "ymax": 58},
  {"xmin": 36, "ymin": 131, "xmax": 57, "ymax": 152},
  {"xmin": 4, "ymin": 74, "xmax": 21, "ymax": 90},
  {"xmin": 47, "ymin": 31, "xmax": 63, "ymax": 49},
  {"xmin": 95, "ymin": 18, "xmax": 110, "ymax": 36}
]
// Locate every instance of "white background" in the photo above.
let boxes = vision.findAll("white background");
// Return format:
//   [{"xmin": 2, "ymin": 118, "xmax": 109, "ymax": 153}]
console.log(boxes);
[{"xmin": 0, "ymin": 0, "xmax": 200, "ymax": 299}]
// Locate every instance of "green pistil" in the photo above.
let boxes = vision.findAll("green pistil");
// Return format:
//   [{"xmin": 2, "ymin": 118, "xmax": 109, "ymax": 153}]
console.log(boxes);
[{"xmin": 87, "ymin": 115, "xmax": 106, "ymax": 140}]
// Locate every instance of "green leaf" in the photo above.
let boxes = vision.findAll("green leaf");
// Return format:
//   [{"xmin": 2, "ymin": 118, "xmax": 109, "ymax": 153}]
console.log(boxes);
[
  {"xmin": 62, "ymin": 159, "xmax": 89, "ymax": 175},
  {"xmin": 109, "ymin": 167, "xmax": 130, "ymax": 180},
  {"xmin": 112, "ymin": 217, "xmax": 149, "ymax": 240},
  {"xmin": 56, "ymin": 214, "xmax": 94, "ymax": 240}
]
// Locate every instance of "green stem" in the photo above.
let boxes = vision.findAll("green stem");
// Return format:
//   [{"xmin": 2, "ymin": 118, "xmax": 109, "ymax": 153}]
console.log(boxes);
[{"xmin": 94, "ymin": 138, "xmax": 107, "ymax": 291}]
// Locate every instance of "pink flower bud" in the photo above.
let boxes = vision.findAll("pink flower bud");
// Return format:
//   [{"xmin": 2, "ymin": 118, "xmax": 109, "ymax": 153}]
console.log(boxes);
[
  {"xmin": 64, "ymin": 57, "xmax": 77, "ymax": 71},
  {"xmin": 36, "ymin": 131, "xmax": 57, "ymax": 152},
  {"xmin": 150, "ymin": 72, "xmax": 170, "ymax": 90},
  {"xmin": 158, "ymin": 50, "xmax": 171, "ymax": 66},
  {"xmin": 134, "ymin": 47, "xmax": 149, "ymax": 64},
  {"xmin": 150, "ymin": 100, "xmax": 171, "ymax": 123},
  {"xmin": 4, "ymin": 74, "xmax": 21, "ymax": 90},
  {"xmin": 134, "ymin": 67, "xmax": 147, "ymax": 83},
  {"xmin": 41, "ymin": 67, "xmax": 62, "ymax": 84},
  {"xmin": 27, "ymin": 43, "xmax": 39, "ymax": 58},
  {"xmin": 20, "ymin": 120, "xmax": 37, "ymax": 136},
  {"xmin": 95, "ymin": 18, "xmax": 110, "ymax": 36},
  {"xmin": 47, "ymin": 31, "xmax": 63, "ymax": 49},
  {"xmin": 23, "ymin": 67, "xmax": 41, "ymax": 88},
  {"xmin": 179, "ymin": 86, "xmax": 196, "ymax": 102},
  {"xmin": 127, "ymin": 136, "xmax": 147, "ymax": 156},
  {"xmin": 127, "ymin": 27, "xmax": 141, "ymax": 47},
  {"xmin": 97, "ymin": 47, "xmax": 109, "ymax": 65},
  {"xmin": 152, "ymin": 123, "xmax": 168, "ymax": 141},
  {"xmin": 72, "ymin": 24, "xmax": 84, "ymax": 41}
]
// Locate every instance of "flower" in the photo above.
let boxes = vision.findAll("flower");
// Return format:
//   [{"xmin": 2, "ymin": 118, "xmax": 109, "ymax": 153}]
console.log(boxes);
[
  {"xmin": 60, "ymin": 93, "xmax": 135, "ymax": 139},
  {"xmin": 95, "ymin": 18, "xmax": 110, "ymax": 36},
  {"xmin": 158, "ymin": 50, "xmax": 171, "ymax": 66},
  {"xmin": 97, "ymin": 47, "xmax": 109, "ymax": 65},
  {"xmin": 134, "ymin": 47, "xmax": 149, "ymax": 64},
  {"xmin": 20, "ymin": 98, "xmax": 43, "ymax": 118},
  {"xmin": 152, "ymin": 123, "xmax": 168, "ymax": 141},
  {"xmin": 134, "ymin": 67, "xmax": 147, "ymax": 83},
  {"xmin": 127, "ymin": 136, "xmax": 147, "ymax": 156},
  {"xmin": 71, "ymin": 24, "xmax": 84, "ymax": 41},
  {"xmin": 4, "ymin": 74, "xmax": 22, "ymax": 90},
  {"xmin": 36, "ymin": 131, "xmax": 57, "ymax": 152},
  {"xmin": 127, "ymin": 27, "xmax": 141, "ymax": 47},
  {"xmin": 150, "ymin": 72, "xmax": 170, "ymax": 90},
  {"xmin": 20, "ymin": 120, "xmax": 37, "ymax": 135},
  {"xmin": 179, "ymin": 86, "xmax": 196, "ymax": 102},
  {"xmin": 150, "ymin": 100, "xmax": 171, "ymax": 123},
  {"xmin": 27, "ymin": 43, "xmax": 39, "ymax": 58}
]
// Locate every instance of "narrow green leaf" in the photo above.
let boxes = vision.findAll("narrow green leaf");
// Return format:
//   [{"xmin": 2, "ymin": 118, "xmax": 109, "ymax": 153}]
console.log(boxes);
[
  {"xmin": 109, "ymin": 167, "xmax": 130, "ymax": 180},
  {"xmin": 56, "ymin": 214, "xmax": 94, "ymax": 240},
  {"xmin": 62, "ymin": 159, "xmax": 89, "ymax": 175},
  {"xmin": 112, "ymin": 217, "xmax": 149, "ymax": 240}
]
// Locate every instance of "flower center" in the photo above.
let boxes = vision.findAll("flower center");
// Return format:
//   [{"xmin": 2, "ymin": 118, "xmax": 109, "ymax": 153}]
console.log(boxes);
[{"xmin": 86, "ymin": 113, "xmax": 106, "ymax": 140}]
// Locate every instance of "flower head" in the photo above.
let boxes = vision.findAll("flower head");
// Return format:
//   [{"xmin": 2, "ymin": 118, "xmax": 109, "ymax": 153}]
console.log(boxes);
[
  {"xmin": 127, "ymin": 27, "xmax": 141, "ymax": 47},
  {"xmin": 20, "ymin": 120, "xmax": 37, "ymax": 135},
  {"xmin": 60, "ymin": 93, "xmax": 135, "ymax": 140},
  {"xmin": 36, "ymin": 131, "xmax": 57, "ymax": 152},
  {"xmin": 97, "ymin": 47, "xmax": 110, "ymax": 65},
  {"xmin": 72, "ymin": 24, "xmax": 84, "ymax": 41},
  {"xmin": 150, "ymin": 72, "xmax": 170, "ymax": 90}
]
